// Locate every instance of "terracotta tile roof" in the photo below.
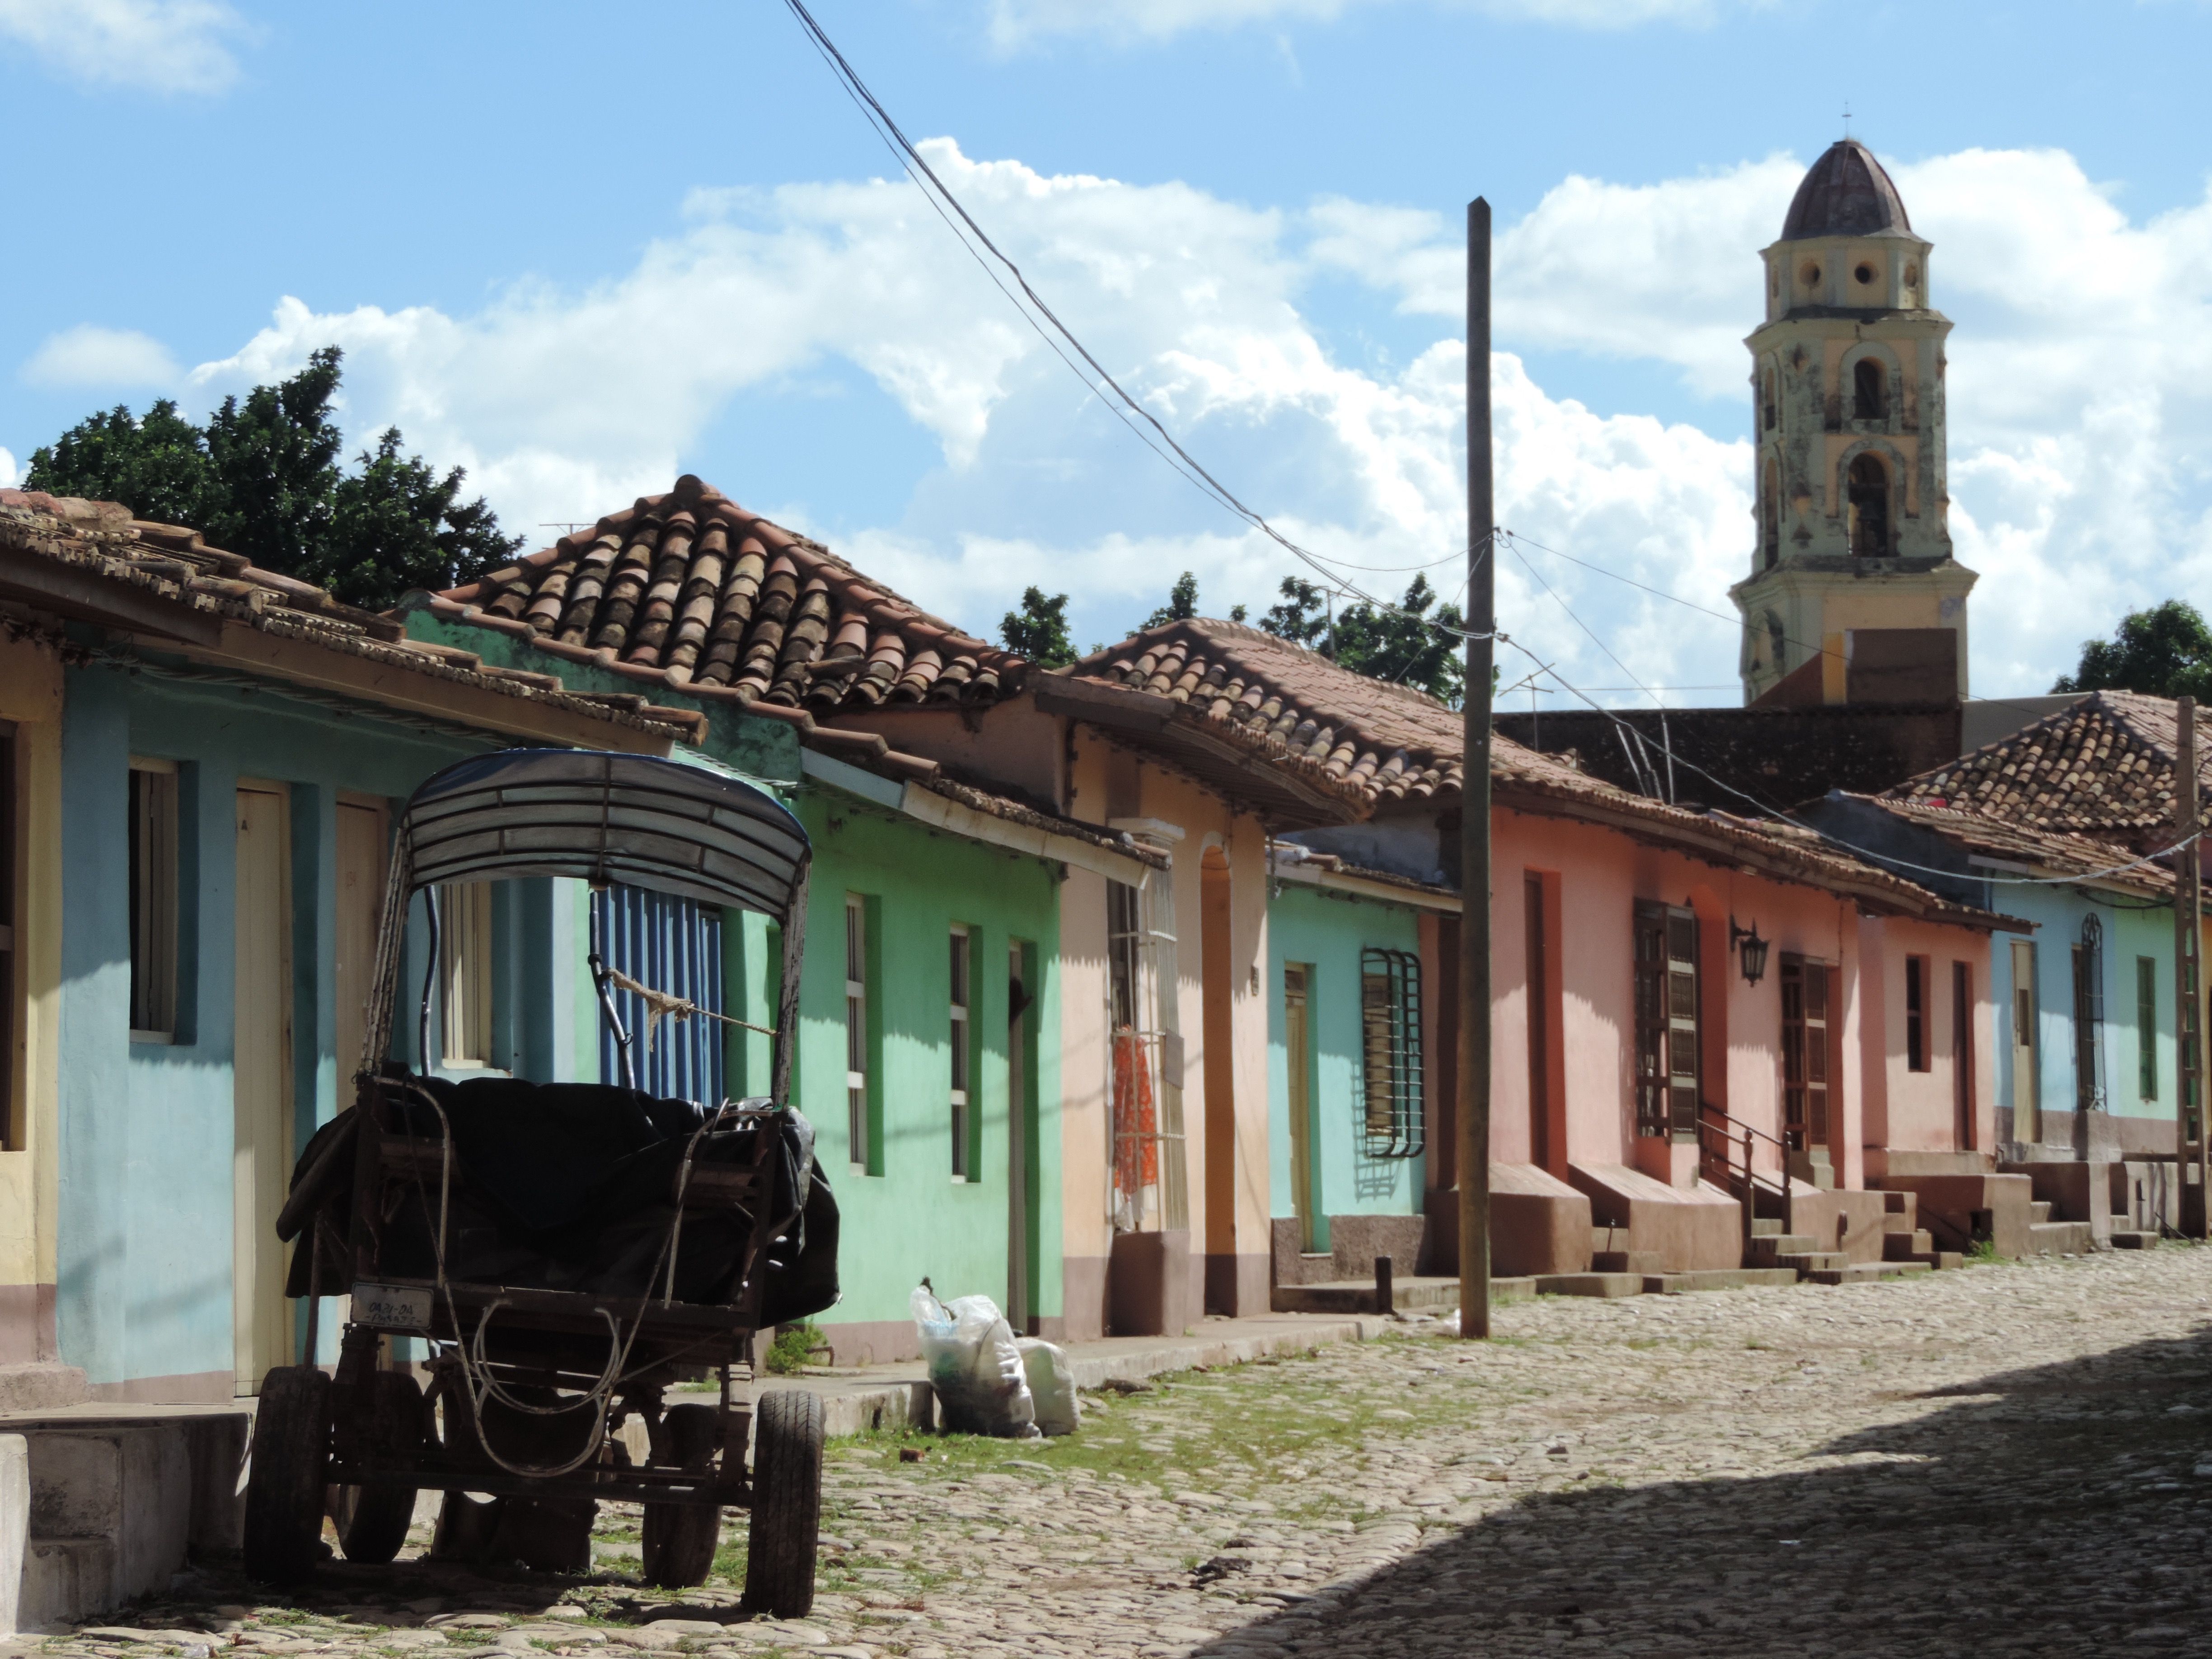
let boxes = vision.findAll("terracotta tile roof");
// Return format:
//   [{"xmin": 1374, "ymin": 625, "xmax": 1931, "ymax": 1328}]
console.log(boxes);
[
  {"xmin": 1849, "ymin": 795, "xmax": 2172, "ymax": 896},
  {"xmin": 1884, "ymin": 689, "xmax": 2204, "ymax": 847},
  {"xmin": 919, "ymin": 775, "xmax": 1171, "ymax": 872},
  {"xmin": 0, "ymin": 490, "xmax": 703, "ymax": 744},
  {"xmin": 428, "ymin": 473, "xmax": 1022, "ymax": 713},
  {"xmin": 1058, "ymin": 618, "xmax": 1464, "ymax": 812}
]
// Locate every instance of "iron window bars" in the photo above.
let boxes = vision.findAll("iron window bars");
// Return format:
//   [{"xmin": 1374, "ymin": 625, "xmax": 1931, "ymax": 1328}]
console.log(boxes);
[{"xmin": 1359, "ymin": 947, "xmax": 1425, "ymax": 1158}]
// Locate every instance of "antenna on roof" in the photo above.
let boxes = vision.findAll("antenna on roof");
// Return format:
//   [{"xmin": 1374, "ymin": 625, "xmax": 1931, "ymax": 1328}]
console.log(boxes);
[{"xmin": 539, "ymin": 521, "xmax": 593, "ymax": 534}]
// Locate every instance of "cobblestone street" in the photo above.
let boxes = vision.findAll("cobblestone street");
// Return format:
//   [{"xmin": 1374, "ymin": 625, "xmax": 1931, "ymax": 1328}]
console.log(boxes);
[{"xmin": 21, "ymin": 1247, "xmax": 2212, "ymax": 1659}]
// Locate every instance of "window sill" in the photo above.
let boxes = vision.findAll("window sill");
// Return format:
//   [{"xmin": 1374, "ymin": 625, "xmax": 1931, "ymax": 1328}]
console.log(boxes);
[{"xmin": 130, "ymin": 1030, "xmax": 175, "ymax": 1046}]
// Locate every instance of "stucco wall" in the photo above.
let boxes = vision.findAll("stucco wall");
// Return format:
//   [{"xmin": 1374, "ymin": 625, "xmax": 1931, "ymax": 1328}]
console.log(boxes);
[{"xmin": 1265, "ymin": 881, "xmax": 1424, "ymax": 1239}]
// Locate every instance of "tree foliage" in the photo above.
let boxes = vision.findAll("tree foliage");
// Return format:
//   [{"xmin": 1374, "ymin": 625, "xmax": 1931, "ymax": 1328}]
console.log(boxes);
[
  {"xmin": 23, "ymin": 347, "xmax": 520, "ymax": 611},
  {"xmin": 1143, "ymin": 570, "xmax": 1200, "ymax": 630},
  {"xmin": 1000, "ymin": 586, "xmax": 1078, "ymax": 668},
  {"xmin": 1260, "ymin": 572, "xmax": 1465, "ymax": 706},
  {"xmin": 2053, "ymin": 600, "xmax": 2212, "ymax": 702}
]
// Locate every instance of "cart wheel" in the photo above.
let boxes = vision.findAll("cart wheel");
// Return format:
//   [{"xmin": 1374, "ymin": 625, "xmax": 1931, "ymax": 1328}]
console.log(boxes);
[
  {"xmin": 640, "ymin": 1403, "xmax": 722, "ymax": 1589},
  {"xmin": 742, "ymin": 1390, "xmax": 823, "ymax": 1618},
  {"xmin": 243, "ymin": 1365, "xmax": 334, "ymax": 1584},
  {"xmin": 331, "ymin": 1371, "xmax": 424, "ymax": 1564}
]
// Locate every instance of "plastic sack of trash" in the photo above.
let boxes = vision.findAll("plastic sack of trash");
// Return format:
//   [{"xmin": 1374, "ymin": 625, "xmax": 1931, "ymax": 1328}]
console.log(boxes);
[
  {"xmin": 912, "ymin": 1284, "xmax": 1039, "ymax": 1438},
  {"xmin": 1017, "ymin": 1337, "xmax": 1078, "ymax": 1437}
]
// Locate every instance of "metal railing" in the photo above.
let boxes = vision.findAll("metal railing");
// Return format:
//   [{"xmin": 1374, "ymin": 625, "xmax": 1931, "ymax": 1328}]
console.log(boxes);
[{"xmin": 1695, "ymin": 1102, "xmax": 1793, "ymax": 1244}]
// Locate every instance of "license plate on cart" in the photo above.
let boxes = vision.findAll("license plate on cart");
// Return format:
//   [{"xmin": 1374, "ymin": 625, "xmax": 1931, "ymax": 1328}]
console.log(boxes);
[{"xmin": 351, "ymin": 1283, "xmax": 433, "ymax": 1329}]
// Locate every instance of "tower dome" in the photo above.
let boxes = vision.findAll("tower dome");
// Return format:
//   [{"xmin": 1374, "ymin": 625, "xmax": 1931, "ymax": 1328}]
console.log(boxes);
[{"xmin": 1781, "ymin": 140, "xmax": 1913, "ymax": 240}]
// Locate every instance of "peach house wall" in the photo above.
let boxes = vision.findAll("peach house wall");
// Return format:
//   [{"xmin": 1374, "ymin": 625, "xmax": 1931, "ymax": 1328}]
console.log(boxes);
[
  {"xmin": 1861, "ymin": 913, "xmax": 1995, "ymax": 1158},
  {"xmin": 1488, "ymin": 807, "xmax": 1992, "ymax": 1191}
]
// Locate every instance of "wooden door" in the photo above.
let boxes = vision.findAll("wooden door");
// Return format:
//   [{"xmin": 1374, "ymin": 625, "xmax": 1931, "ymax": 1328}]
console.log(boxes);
[
  {"xmin": 234, "ymin": 784, "xmax": 292, "ymax": 1393},
  {"xmin": 1007, "ymin": 942, "xmax": 1030, "ymax": 1331},
  {"xmin": 1525, "ymin": 876, "xmax": 1549, "ymax": 1169},
  {"xmin": 1781, "ymin": 955, "xmax": 1830, "ymax": 1153},
  {"xmin": 2011, "ymin": 940, "xmax": 2039, "ymax": 1143},
  {"xmin": 334, "ymin": 799, "xmax": 385, "ymax": 1101},
  {"xmin": 1284, "ymin": 965, "xmax": 1316, "ymax": 1252}
]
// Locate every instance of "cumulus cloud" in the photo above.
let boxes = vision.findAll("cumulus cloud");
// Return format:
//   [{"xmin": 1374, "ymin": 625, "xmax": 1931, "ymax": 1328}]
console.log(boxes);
[
  {"xmin": 20, "ymin": 324, "xmax": 181, "ymax": 389},
  {"xmin": 984, "ymin": 0, "xmax": 1726, "ymax": 48},
  {"xmin": 186, "ymin": 139, "xmax": 1749, "ymax": 700},
  {"xmin": 0, "ymin": 446, "xmax": 17, "ymax": 490},
  {"xmin": 0, "ymin": 0, "xmax": 246, "ymax": 94}
]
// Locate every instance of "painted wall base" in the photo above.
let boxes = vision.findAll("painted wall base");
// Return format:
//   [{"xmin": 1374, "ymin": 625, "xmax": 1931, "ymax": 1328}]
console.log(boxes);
[
  {"xmin": 0, "ymin": 1287, "xmax": 57, "ymax": 1368},
  {"xmin": 84, "ymin": 1371, "xmax": 234, "ymax": 1406},
  {"xmin": 1061, "ymin": 1255, "xmax": 1108, "ymax": 1343},
  {"xmin": 1108, "ymin": 1230, "xmax": 1193, "ymax": 1338},
  {"xmin": 1203, "ymin": 1253, "xmax": 1271, "ymax": 1317}
]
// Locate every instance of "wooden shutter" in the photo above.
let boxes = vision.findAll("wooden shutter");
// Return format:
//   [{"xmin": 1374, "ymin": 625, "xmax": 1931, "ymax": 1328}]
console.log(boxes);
[{"xmin": 1634, "ymin": 901, "xmax": 1699, "ymax": 1138}]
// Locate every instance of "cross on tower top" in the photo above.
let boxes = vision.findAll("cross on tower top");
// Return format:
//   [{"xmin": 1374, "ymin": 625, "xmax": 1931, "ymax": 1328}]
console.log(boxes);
[{"xmin": 1842, "ymin": 101, "xmax": 1853, "ymax": 138}]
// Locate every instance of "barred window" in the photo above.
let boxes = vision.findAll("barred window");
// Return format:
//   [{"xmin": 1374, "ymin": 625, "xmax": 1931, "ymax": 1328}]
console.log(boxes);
[
  {"xmin": 1634, "ymin": 902, "xmax": 1700, "ymax": 1139},
  {"xmin": 1359, "ymin": 948, "xmax": 1424, "ymax": 1158}
]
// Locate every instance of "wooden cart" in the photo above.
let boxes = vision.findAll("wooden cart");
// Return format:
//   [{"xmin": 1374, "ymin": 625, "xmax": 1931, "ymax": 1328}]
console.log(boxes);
[{"xmin": 244, "ymin": 750, "xmax": 831, "ymax": 1615}]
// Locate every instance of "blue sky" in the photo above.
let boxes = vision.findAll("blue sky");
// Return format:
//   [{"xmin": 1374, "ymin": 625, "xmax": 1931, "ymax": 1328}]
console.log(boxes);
[{"xmin": 6, "ymin": 0, "xmax": 2212, "ymax": 702}]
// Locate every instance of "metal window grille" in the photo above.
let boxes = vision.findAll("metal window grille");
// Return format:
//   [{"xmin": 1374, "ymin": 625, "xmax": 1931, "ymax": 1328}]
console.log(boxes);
[
  {"xmin": 1634, "ymin": 901, "xmax": 1700, "ymax": 1139},
  {"xmin": 439, "ymin": 881, "xmax": 496, "ymax": 1068},
  {"xmin": 2073, "ymin": 913, "xmax": 2106, "ymax": 1112},
  {"xmin": 2138, "ymin": 955, "xmax": 2160, "ymax": 1103},
  {"xmin": 1106, "ymin": 876, "xmax": 1187, "ymax": 1233},
  {"xmin": 1780, "ymin": 954, "xmax": 1831, "ymax": 1153},
  {"xmin": 1905, "ymin": 955, "xmax": 1929, "ymax": 1073},
  {"xmin": 591, "ymin": 883, "xmax": 724, "ymax": 1103},
  {"xmin": 950, "ymin": 923, "xmax": 971, "ymax": 1179},
  {"xmin": 845, "ymin": 896, "xmax": 869, "ymax": 1167},
  {"xmin": 1359, "ymin": 948, "xmax": 1425, "ymax": 1158},
  {"xmin": 127, "ymin": 759, "xmax": 178, "ymax": 1040}
]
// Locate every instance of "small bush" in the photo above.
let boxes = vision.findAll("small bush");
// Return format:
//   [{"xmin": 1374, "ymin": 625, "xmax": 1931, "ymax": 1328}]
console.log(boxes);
[{"xmin": 765, "ymin": 1322, "xmax": 826, "ymax": 1375}]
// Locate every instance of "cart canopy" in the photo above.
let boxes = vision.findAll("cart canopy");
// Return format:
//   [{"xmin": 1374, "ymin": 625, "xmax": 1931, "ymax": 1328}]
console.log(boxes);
[{"xmin": 400, "ymin": 749, "xmax": 807, "ymax": 923}]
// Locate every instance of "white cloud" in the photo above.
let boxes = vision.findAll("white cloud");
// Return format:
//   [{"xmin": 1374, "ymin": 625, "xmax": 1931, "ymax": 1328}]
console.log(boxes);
[
  {"xmin": 20, "ymin": 324, "xmax": 181, "ymax": 389},
  {"xmin": 984, "ymin": 0, "xmax": 1725, "ymax": 48},
  {"xmin": 0, "ymin": 0, "xmax": 245, "ymax": 94},
  {"xmin": 0, "ymin": 446, "xmax": 17, "ymax": 490},
  {"xmin": 186, "ymin": 138, "xmax": 1750, "ymax": 699}
]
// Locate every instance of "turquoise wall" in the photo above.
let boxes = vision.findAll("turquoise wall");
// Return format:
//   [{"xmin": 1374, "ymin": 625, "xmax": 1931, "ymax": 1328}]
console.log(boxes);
[
  {"xmin": 1265, "ymin": 881, "xmax": 1425, "ymax": 1240},
  {"xmin": 56, "ymin": 663, "xmax": 500, "ymax": 1390}
]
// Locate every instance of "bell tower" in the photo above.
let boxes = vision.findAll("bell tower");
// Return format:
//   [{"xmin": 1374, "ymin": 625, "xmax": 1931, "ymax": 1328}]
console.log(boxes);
[{"xmin": 1730, "ymin": 139, "xmax": 1976, "ymax": 706}]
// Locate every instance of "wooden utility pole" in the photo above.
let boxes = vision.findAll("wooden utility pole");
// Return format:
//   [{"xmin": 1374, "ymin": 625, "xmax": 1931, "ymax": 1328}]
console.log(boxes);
[
  {"xmin": 1457, "ymin": 198, "xmax": 1495, "ymax": 1338},
  {"xmin": 2178, "ymin": 697, "xmax": 2206, "ymax": 1237}
]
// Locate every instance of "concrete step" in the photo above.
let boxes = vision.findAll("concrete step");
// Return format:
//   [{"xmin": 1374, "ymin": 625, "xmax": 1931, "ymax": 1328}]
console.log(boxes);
[
  {"xmin": 1775, "ymin": 1251, "xmax": 1850, "ymax": 1273},
  {"xmin": 1272, "ymin": 1276, "xmax": 1481, "ymax": 1314},
  {"xmin": 21, "ymin": 1537, "xmax": 117, "ymax": 1633},
  {"xmin": 1880, "ymin": 1190, "xmax": 1915, "ymax": 1216},
  {"xmin": 2110, "ymin": 1230, "xmax": 2160, "ymax": 1251},
  {"xmin": 1882, "ymin": 1212, "xmax": 1922, "ymax": 1235},
  {"xmin": 1746, "ymin": 1234, "xmax": 1818, "ymax": 1266},
  {"xmin": 2030, "ymin": 1200, "xmax": 2054, "ymax": 1225},
  {"xmin": 1806, "ymin": 1261, "xmax": 1934, "ymax": 1285},
  {"xmin": 1592, "ymin": 1250, "xmax": 1665, "ymax": 1275},
  {"xmin": 1882, "ymin": 1230, "xmax": 1934, "ymax": 1261},
  {"xmin": 1643, "ymin": 1268, "xmax": 1800, "ymax": 1294},
  {"xmin": 1532, "ymin": 1272, "xmax": 1647, "ymax": 1298},
  {"xmin": 2027, "ymin": 1220, "xmax": 2095, "ymax": 1256},
  {"xmin": 1749, "ymin": 1217, "xmax": 1784, "ymax": 1237}
]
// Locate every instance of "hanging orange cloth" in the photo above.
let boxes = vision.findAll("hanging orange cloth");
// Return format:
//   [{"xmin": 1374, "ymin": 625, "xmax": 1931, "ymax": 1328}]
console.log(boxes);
[{"xmin": 1111, "ymin": 1026, "xmax": 1159, "ymax": 1196}]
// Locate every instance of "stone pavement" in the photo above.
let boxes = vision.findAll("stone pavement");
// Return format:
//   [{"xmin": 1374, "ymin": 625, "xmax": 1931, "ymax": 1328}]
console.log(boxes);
[{"xmin": 13, "ymin": 1247, "xmax": 2212, "ymax": 1657}]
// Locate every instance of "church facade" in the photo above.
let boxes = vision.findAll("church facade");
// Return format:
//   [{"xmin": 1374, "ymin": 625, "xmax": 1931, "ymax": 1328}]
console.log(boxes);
[{"xmin": 1730, "ymin": 140, "xmax": 1978, "ymax": 707}]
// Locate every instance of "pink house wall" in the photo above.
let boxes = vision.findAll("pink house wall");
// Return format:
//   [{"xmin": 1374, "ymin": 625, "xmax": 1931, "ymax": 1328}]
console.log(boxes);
[{"xmin": 1486, "ymin": 806, "xmax": 1994, "ymax": 1194}]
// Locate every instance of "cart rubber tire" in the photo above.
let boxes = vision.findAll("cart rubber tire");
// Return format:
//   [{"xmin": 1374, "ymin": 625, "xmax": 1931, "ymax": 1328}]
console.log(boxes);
[
  {"xmin": 742, "ymin": 1390, "xmax": 823, "ymax": 1618},
  {"xmin": 641, "ymin": 1403, "xmax": 722, "ymax": 1589},
  {"xmin": 332, "ymin": 1371, "xmax": 424, "ymax": 1564},
  {"xmin": 243, "ymin": 1365, "xmax": 334, "ymax": 1585}
]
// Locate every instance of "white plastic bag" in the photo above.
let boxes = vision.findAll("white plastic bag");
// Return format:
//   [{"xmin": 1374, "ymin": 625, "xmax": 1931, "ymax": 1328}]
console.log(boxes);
[
  {"xmin": 911, "ymin": 1285, "xmax": 1039, "ymax": 1438},
  {"xmin": 1017, "ymin": 1337, "xmax": 1078, "ymax": 1437}
]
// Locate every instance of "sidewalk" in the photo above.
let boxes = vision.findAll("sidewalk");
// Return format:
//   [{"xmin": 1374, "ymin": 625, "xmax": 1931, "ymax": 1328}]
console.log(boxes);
[{"xmin": 769, "ymin": 1309, "xmax": 1399, "ymax": 1437}]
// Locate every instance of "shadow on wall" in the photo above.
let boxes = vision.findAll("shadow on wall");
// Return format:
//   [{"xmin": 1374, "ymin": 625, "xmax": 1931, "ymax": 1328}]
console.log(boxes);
[{"xmin": 1190, "ymin": 1319, "xmax": 2212, "ymax": 1654}]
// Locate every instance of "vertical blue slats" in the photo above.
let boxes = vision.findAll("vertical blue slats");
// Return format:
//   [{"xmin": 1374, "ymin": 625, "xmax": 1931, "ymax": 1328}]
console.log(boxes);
[{"xmin": 593, "ymin": 885, "xmax": 725, "ymax": 1105}]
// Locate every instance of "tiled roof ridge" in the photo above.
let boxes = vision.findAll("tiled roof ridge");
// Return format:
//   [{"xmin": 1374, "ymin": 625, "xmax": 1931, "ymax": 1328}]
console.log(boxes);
[
  {"xmin": 1843, "ymin": 792, "xmax": 2174, "ymax": 895},
  {"xmin": 433, "ymin": 473, "xmax": 1023, "ymax": 713},
  {"xmin": 1884, "ymin": 687, "xmax": 2204, "ymax": 840},
  {"xmin": 1059, "ymin": 615, "xmax": 1465, "ymax": 811},
  {"xmin": 0, "ymin": 492, "xmax": 703, "ymax": 742}
]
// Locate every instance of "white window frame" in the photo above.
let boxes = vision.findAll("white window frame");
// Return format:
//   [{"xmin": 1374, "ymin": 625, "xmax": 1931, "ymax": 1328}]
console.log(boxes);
[
  {"xmin": 845, "ymin": 895, "xmax": 869, "ymax": 1170},
  {"xmin": 128, "ymin": 757, "xmax": 179, "ymax": 1043},
  {"xmin": 950, "ymin": 923, "xmax": 971, "ymax": 1181},
  {"xmin": 437, "ymin": 880, "xmax": 495, "ymax": 1069}
]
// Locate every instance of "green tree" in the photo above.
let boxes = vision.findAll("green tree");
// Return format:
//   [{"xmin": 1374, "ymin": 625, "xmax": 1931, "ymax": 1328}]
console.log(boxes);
[
  {"xmin": 22, "ymin": 398, "xmax": 220, "ymax": 530},
  {"xmin": 1143, "ymin": 570, "xmax": 1200, "ymax": 629},
  {"xmin": 23, "ymin": 346, "xmax": 518, "ymax": 611},
  {"xmin": 1000, "ymin": 586, "xmax": 1078, "ymax": 668},
  {"xmin": 318, "ymin": 430, "xmax": 522, "ymax": 611},
  {"xmin": 1260, "ymin": 572, "xmax": 1465, "ymax": 706},
  {"xmin": 2054, "ymin": 600, "xmax": 2212, "ymax": 702}
]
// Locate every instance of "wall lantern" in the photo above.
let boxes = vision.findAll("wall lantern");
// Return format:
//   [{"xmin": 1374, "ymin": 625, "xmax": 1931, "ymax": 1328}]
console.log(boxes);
[{"xmin": 1731, "ymin": 918, "xmax": 1770, "ymax": 986}]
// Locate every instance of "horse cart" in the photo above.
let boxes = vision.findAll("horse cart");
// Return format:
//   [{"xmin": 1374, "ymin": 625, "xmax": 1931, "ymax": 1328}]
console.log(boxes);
[{"xmin": 245, "ymin": 750, "xmax": 836, "ymax": 1616}]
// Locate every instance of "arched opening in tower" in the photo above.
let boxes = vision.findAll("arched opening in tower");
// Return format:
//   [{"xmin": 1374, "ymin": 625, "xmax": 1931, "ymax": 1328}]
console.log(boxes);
[
  {"xmin": 1853, "ymin": 358, "xmax": 1887, "ymax": 422},
  {"xmin": 1761, "ymin": 461, "xmax": 1780, "ymax": 567},
  {"xmin": 1847, "ymin": 454, "xmax": 1890, "ymax": 558}
]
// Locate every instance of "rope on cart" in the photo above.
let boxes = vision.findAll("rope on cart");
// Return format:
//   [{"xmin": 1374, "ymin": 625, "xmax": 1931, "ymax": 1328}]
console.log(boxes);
[{"xmin": 604, "ymin": 966, "xmax": 777, "ymax": 1054}]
